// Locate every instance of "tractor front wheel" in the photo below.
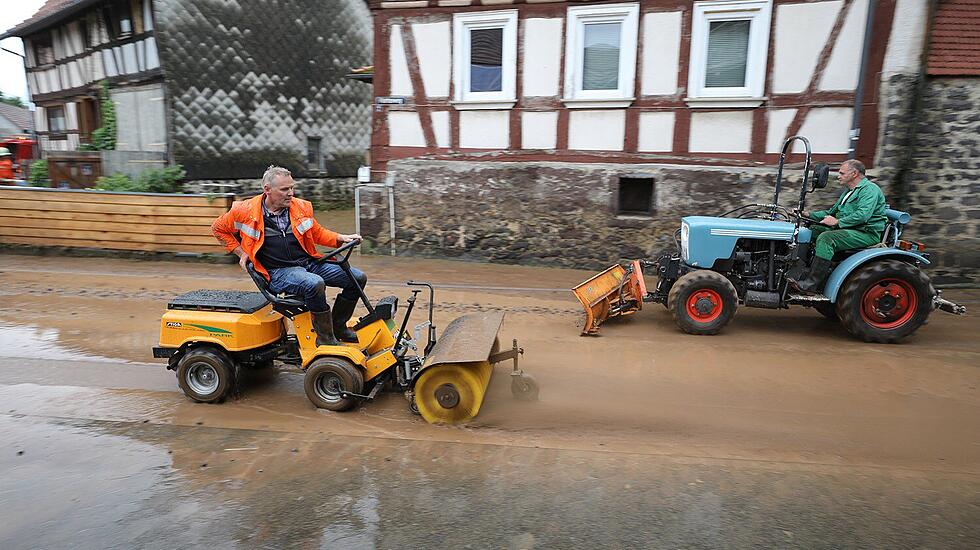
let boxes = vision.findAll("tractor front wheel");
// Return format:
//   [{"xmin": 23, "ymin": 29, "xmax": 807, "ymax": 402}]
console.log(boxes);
[
  {"xmin": 667, "ymin": 270, "xmax": 738, "ymax": 335},
  {"xmin": 304, "ymin": 357, "xmax": 364, "ymax": 411},
  {"xmin": 837, "ymin": 260, "xmax": 933, "ymax": 343}
]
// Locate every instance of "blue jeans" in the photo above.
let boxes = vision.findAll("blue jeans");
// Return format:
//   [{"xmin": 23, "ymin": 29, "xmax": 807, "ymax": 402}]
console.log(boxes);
[{"xmin": 267, "ymin": 260, "xmax": 367, "ymax": 313}]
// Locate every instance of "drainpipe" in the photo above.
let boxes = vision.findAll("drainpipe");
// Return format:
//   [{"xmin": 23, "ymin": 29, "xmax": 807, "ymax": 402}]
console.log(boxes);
[{"xmin": 847, "ymin": 0, "xmax": 878, "ymax": 160}]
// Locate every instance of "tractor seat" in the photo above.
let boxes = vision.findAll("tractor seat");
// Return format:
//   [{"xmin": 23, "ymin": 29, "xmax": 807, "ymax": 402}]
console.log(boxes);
[{"xmin": 246, "ymin": 262, "xmax": 308, "ymax": 317}]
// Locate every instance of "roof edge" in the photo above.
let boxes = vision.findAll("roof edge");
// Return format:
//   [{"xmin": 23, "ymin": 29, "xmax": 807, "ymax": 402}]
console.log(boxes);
[{"xmin": 1, "ymin": 0, "xmax": 102, "ymax": 41}]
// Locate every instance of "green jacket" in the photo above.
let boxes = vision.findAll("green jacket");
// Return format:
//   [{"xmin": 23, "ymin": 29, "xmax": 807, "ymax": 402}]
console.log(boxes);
[{"xmin": 810, "ymin": 178, "xmax": 887, "ymax": 236}]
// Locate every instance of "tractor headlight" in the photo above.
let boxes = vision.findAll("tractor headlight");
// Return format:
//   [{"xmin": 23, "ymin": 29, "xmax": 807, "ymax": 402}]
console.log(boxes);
[{"xmin": 680, "ymin": 222, "xmax": 690, "ymax": 261}]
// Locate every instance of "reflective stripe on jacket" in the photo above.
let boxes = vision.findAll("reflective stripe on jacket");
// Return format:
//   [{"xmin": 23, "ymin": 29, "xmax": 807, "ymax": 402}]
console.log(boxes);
[{"xmin": 211, "ymin": 194, "xmax": 341, "ymax": 280}]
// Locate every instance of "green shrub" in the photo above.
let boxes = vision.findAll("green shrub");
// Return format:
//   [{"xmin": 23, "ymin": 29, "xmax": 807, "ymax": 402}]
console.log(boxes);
[
  {"xmin": 141, "ymin": 165, "xmax": 186, "ymax": 193},
  {"xmin": 28, "ymin": 159, "xmax": 48, "ymax": 186},
  {"xmin": 94, "ymin": 165, "xmax": 186, "ymax": 193},
  {"xmin": 91, "ymin": 81, "xmax": 116, "ymax": 151}
]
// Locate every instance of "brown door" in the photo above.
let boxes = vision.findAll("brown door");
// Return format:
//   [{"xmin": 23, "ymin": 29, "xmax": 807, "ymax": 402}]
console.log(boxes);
[{"xmin": 77, "ymin": 98, "xmax": 99, "ymax": 146}]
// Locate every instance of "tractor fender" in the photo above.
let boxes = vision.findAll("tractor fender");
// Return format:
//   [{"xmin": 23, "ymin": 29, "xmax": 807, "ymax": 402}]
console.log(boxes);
[{"xmin": 824, "ymin": 248, "xmax": 930, "ymax": 302}]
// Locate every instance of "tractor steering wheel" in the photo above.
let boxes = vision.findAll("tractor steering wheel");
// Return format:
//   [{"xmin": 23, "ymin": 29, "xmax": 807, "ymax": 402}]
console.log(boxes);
[{"xmin": 312, "ymin": 238, "xmax": 361, "ymax": 266}]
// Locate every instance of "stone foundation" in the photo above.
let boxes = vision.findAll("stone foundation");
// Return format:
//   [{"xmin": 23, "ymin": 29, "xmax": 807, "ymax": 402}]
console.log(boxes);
[
  {"xmin": 183, "ymin": 177, "xmax": 357, "ymax": 210},
  {"xmin": 361, "ymin": 159, "xmax": 813, "ymax": 270}
]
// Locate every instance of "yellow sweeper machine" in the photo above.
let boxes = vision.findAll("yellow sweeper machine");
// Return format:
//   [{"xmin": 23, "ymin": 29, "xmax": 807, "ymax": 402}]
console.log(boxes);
[{"xmin": 153, "ymin": 240, "xmax": 538, "ymax": 424}]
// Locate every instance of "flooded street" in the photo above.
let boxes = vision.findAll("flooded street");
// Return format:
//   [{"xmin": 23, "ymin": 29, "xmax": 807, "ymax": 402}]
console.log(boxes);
[{"xmin": 1, "ymin": 253, "xmax": 979, "ymax": 548}]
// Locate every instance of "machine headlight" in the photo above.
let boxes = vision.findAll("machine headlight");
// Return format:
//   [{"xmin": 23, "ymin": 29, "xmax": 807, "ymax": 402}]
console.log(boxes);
[{"xmin": 681, "ymin": 222, "xmax": 690, "ymax": 261}]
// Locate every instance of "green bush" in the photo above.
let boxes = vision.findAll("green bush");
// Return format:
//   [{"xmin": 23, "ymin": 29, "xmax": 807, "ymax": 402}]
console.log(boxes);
[
  {"xmin": 94, "ymin": 165, "xmax": 186, "ymax": 193},
  {"xmin": 28, "ymin": 159, "xmax": 48, "ymax": 186}
]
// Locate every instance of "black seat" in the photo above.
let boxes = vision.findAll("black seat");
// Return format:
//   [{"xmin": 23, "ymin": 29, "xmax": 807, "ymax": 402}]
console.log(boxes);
[{"xmin": 246, "ymin": 262, "xmax": 308, "ymax": 317}]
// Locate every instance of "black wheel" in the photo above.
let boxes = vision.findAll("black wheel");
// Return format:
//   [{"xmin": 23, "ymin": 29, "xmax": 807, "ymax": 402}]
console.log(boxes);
[
  {"xmin": 667, "ymin": 270, "xmax": 738, "ymax": 335},
  {"xmin": 176, "ymin": 347, "xmax": 236, "ymax": 403},
  {"xmin": 511, "ymin": 374, "xmax": 539, "ymax": 401},
  {"xmin": 813, "ymin": 302, "xmax": 840, "ymax": 321},
  {"xmin": 304, "ymin": 357, "xmax": 364, "ymax": 411},
  {"xmin": 837, "ymin": 260, "xmax": 934, "ymax": 343}
]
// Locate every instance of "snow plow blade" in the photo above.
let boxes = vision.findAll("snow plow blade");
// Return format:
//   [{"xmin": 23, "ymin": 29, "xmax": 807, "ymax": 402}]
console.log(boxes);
[{"xmin": 571, "ymin": 260, "xmax": 646, "ymax": 336}]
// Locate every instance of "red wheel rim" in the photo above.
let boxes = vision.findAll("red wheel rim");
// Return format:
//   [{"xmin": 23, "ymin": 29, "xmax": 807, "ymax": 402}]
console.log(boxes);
[
  {"xmin": 686, "ymin": 289, "xmax": 723, "ymax": 323},
  {"xmin": 860, "ymin": 278, "xmax": 917, "ymax": 329}
]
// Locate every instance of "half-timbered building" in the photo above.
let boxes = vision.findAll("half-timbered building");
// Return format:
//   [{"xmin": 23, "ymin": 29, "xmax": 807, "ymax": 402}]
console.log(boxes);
[{"xmin": 3, "ymin": 0, "xmax": 372, "ymax": 185}]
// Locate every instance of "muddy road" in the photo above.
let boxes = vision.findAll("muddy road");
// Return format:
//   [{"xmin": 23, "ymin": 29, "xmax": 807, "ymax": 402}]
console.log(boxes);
[{"xmin": 1, "ymin": 253, "xmax": 978, "ymax": 548}]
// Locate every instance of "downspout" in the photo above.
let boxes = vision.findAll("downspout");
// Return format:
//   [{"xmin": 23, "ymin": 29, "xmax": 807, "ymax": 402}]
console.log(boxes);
[{"xmin": 846, "ymin": 0, "xmax": 878, "ymax": 160}]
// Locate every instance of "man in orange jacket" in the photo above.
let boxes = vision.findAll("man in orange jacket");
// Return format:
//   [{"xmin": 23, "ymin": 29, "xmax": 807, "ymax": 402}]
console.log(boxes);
[
  {"xmin": 212, "ymin": 165, "xmax": 365, "ymax": 346},
  {"xmin": 0, "ymin": 148, "xmax": 14, "ymax": 181}
]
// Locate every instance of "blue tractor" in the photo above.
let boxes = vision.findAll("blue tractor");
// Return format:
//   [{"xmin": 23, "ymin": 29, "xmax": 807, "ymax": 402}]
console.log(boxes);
[{"xmin": 574, "ymin": 136, "xmax": 965, "ymax": 344}]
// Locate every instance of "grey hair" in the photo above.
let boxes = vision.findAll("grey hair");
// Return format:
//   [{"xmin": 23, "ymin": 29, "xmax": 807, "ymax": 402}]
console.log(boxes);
[
  {"xmin": 841, "ymin": 159, "xmax": 866, "ymax": 176},
  {"xmin": 262, "ymin": 165, "xmax": 292, "ymax": 187}
]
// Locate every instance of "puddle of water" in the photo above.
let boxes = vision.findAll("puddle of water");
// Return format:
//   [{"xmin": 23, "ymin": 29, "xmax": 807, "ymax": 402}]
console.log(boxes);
[{"xmin": 0, "ymin": 322, "xmax": 125, "ymax": 363}]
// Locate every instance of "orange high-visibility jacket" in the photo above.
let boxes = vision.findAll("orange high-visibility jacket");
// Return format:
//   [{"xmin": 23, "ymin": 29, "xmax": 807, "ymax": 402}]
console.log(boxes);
[
  {"xmin": 0, "ymin": 159, "xmax": 14, "ymax": 180},
  {"xmin": 211, "ymin": 194, "xmax": 341, "ymax": 281}
]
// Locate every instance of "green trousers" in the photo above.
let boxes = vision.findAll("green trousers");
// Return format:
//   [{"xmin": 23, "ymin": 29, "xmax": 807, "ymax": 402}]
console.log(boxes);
[{"xmin": 810, "ymin": 225, "xmax": 881, "ymax": 260}]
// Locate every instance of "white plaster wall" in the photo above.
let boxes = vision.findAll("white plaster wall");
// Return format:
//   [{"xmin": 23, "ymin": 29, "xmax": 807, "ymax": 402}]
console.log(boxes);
[
  {"xmin": 389, "ymin": 25, "xmax": 413, "ymax": 96},
  {"xmin": 882, "ymin": 0, "xmax": 929, "ymax": 76},
  {"xmin": 797, "ymin": 107, "xmax": 852, "ymax": 153},
  {"xmin": 521, "ymin": 111, "xmax": 558, "ymax": 149},
  {"xmin": 34, "ymin": 108, "xmax": 46, "ymax": 133},
  {"xmin": 819, "ymin": 0, "xmax": 868, "ymax": 91},
  {"xmin": 640, "ymin": 11, "xmax": 681, "ymax": 96},
  {"xmin": 103, "ymin": 49, "xmax": 118, "ymax": 78},
  {"xmin": 65, "ymin": 101, "xmax": 78, "ymax": 130},
  {"xmin": 460, "ymin": 111, "xmax": 510, "ymax": 148},
  {"xmin": 432, "ymin": 110, "xmax": 450, "ymax": 147},
  {"xmin": 122, "ymin": 43, "xmax": 138, "ymax": 74},
  {"xmin": 412, "ymin": 21, "xmax": 451, "ymax": 97},
  {"xmin": 689, "ymin": 111, "xmax": 753, "ymax": 153},
  {"xmin": 765, "ymin": 108, "xmax": 798, "ymax": 152},
  {"xmin": 522, "ymin": 18, "xmax": 563, "ymax": 97},
  {"xmin": 568, "ymin": 110, "xmax": 625, "ymax": 151},
  {"xmin": 388, "ymin": 111, "xmax": 427, "ymax": 147},
  {"xmin": 145, "ymin": 38, "xmax": 160, "ymax": 71},
  {"xmin": 637, "ymin": 111, "xmax": 675, "ymax": 152},
  {"xmin": 772, "ymin": 0, "xmax": 842, "ymax": 94}
]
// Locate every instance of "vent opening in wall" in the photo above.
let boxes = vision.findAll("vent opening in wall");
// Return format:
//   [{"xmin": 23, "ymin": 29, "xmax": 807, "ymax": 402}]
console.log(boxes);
[
  {"xmin": 307, "ymin": 137, "xmax": 322, "ymax": 171},
  {"xmin": 617, "ymin": 176, "xmax": 654, "ymax": 216}
]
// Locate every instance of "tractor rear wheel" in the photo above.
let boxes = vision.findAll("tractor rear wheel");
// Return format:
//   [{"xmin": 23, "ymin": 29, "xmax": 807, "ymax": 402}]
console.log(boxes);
[
  {"xmin": 667, "ymin": 270, "xmax": 738, "ymax": 335},
  {"xmin": 837, "ymin": 260, "xmax": 933, "ymax": 343},
  {"xmin": 176, "ymin": 347, "xmax": 236, "ymax": 403},
  {"xmin": 304, "ymin": 357, "xmax": 364, "ymax": 411}
]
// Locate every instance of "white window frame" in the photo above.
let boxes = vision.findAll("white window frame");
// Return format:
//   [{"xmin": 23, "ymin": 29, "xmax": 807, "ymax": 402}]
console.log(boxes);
[
  {"xmin": 686, "ymin": 0, "xmax": 772, "ymax": 107},
  {"xmin": 562, "ymin": 3, "xmax": 639, "ymax": 109},
  {"xmin": 452, "ymin": 10, "xmax": 518, "ymax": 110}
]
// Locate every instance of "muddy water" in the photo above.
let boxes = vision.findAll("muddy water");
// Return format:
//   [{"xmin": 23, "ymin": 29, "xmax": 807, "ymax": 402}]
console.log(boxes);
[{"xmin": 1, "ymin": 254, "xmax": 978, "ymax": 473}]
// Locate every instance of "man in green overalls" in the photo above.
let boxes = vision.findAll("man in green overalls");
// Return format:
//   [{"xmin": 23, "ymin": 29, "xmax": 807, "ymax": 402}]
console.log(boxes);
[{"xmin": 790, "ymin": 159, "xmax": 887, "ymax": 293}]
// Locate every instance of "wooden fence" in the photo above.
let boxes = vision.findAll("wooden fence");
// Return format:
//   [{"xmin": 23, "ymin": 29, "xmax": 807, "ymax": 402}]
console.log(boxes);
[{"xmin": 0, "ymin": 186, "xmax": 235, "ymax": 254}]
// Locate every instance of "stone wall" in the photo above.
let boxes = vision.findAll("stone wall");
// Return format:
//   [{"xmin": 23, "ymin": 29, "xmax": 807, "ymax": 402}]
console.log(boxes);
[
  {"xmin": 899, "ymin": 77, "xmax": 980, "ymax": 284},
  {"xmin": 362, "ymin": 159, "xmax": 814, "ymax": 270},
  {"xmin": 183, "ymin": 177, "xmax": 358, "ymax": 210}
]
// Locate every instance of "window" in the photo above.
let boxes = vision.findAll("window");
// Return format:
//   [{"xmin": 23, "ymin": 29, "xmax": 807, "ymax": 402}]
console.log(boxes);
[
  {"xmin": 33, "ymin": 33, "xmax": 54, "ymax": 66},
  {"xmin": 307, "ymin": 137, "xmax": 322, "ymax": 170},
  {"xmin": 452, "ymin": 10, "xmax": 518, "ymax": 109},
  {"xmin": 687, "ymin": 0, "xmax": 772, "ymax": 107},
  {"xmin": 47, "ymin": 106, "xmax": 66, "ymax": 133},
  {"xmin": 563, "ymin": 3, "xmax": 639, "ymax": 108},
  {"xmin": 105, "ymin": 0, "xmax": 134, "ymax": 40},
  {"xmin": 617, "ymin": 176, "xmax": 654, "ymax": 216}
]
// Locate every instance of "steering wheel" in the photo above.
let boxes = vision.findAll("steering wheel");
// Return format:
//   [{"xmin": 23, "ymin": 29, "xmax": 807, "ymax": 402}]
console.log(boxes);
[{"xmin": 311, "ymin": 238, "xmax": 361, "ymax": 265}]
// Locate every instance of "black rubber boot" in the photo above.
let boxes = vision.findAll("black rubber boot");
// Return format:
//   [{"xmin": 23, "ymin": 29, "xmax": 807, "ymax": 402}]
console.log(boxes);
[
  {"xmin": 791, "ymin": 256, "xmax": 833, "ymax": 294},
  {"xmin": 332, "ymin": 295, "xmax": 359, "ymax": 343},
  {"xmin": 311, "ymin": 310, "xmax": 339, "ymax": 346}
]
